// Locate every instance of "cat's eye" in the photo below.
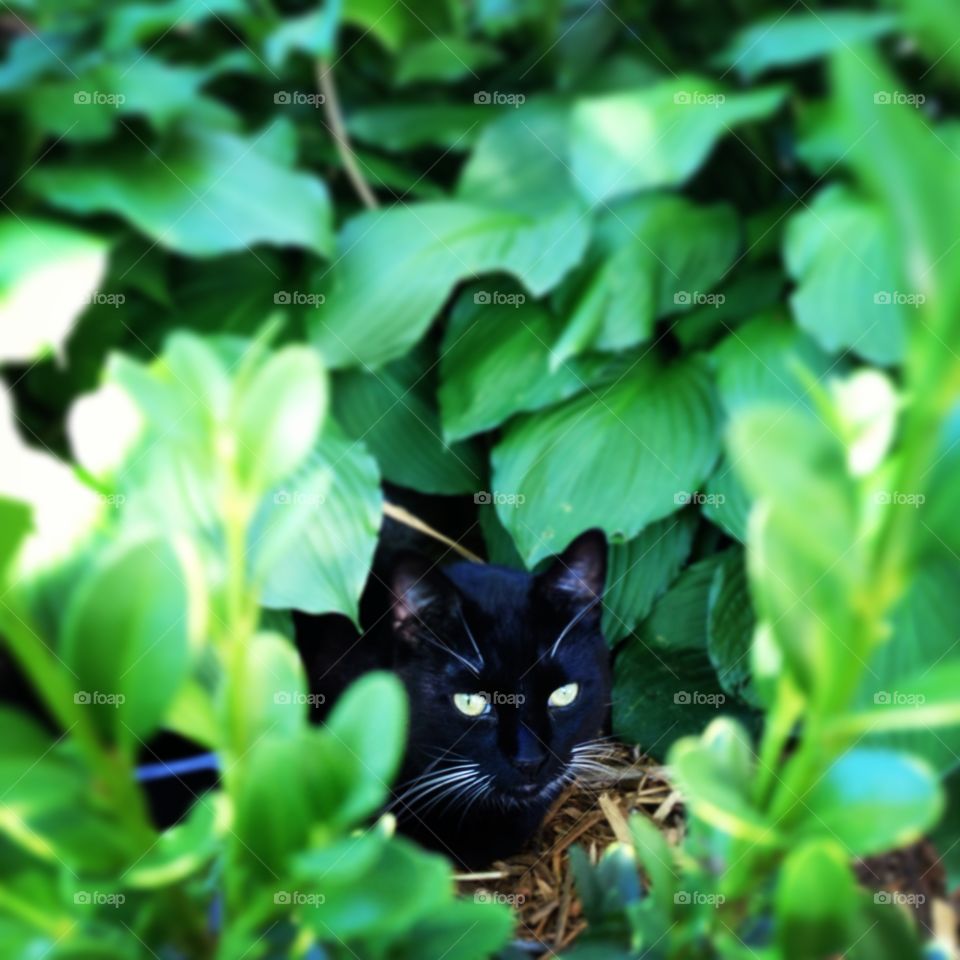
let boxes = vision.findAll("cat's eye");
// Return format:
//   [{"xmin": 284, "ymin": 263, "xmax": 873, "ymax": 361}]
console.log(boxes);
[
  {"xmin": 453, "ymin": 692, "xmax": 490, "ymax": 717},
  {"xmin": 548, "ymin": 682, "xmax": 579, "ymax": 708}
]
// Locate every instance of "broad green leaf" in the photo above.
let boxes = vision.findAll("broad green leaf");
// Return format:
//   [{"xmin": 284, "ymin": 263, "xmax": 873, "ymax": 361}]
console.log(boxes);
[
  {"xmin": 553, "ymin": 196, "xmax": 739, "ymax": 364},
  {"xmin": 30, "ymin": 125, "xmax": 333, "ymax": 258},
  {"xmin": 571, "ymin": 79, "xmax": 786, "ymax": 204},
  {"xmin": 60, "ymin": 538, "xmax": 190, "ymax": 744},
  {"xmin": 0, "ymin": 218, "xmax": 107, "ymax": 364},
  {"xmin": 264, "ymin": 6, "xmax": 340, "ymax": 66},
  {"xmin": 800, "ymin": 748, "xmax": 943, "ymax": 856},
  {"xmin": 402, "ymin": 898, "xmax": 514, "ymax": 960},
  {"xmin": 706, "ymin": 550, "xmax": 758, "ymax": 705},
  {"xmin": 844, "ymin": 894, "xmax": 924, "ymax": 960},
  {"xmin": 702, "ymin": 459, "xmax": 751, "ymax": 542},
  {"xmin": 785, "ymin": 185, "xmax": 906, "ymax": 365},
  {"xmin": 628, "ymin": 814, "xmax": 677, "ymax": 920},
  {"xmin": 256, "ymin": 423, "xmax": 382, "ymax": 623},
  {"xmin": 234, "ymin": 631, "xmax": 309, "ymax": 741},
  {"xmin": 603, "ymin": 512, "xmax": 698, "ymax": 645},
  {"xmin": 311, "ymin": 200, "xmax": 585, "ymax": 368},
  {"xmin": 0, "ymin": 497, "xmax": 32, "ymax": 584},
  {"xmin": 613, "ymin": 556, "xmax": 732, "ymax": 753},
  {"xmin": 334, "ymin": 347, "xmax": 484, "ymax": 494},
  {"xmin": 720, "ymin": 12, "xmax": 899, "ymax": 79},
  {"xmin": 347, "ymin": 104, "xmax": 488, "ymax": 152},
  {"xmin": 492, "ymin": 355, "xmax": 720, "ymax": 566},
  {"xmin": 104, "ymin": 0, "xmax": 246, "ymax": 50},
  {"xmin": 324, "ymin": 672, "xmax": 408, "ymax": 827},
  {"xmin": 775, "ymin": 839, "xmax": 857, "ymax": 960},
  {"xmin": 395, "ymin": 37, "xmax": 500, "ymax": 85},
  {"xmin": 439, "ymin": 287, "xmax": 609, "ymax": 442},
  {"xmin": 234, "ymin": 345, "xmax": 327, "ymax": 493}
]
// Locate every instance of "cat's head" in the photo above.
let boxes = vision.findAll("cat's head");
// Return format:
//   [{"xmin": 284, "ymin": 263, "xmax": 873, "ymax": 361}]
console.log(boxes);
[{"xmin": 387, "ymin": 530, "xmax": 610, "ymax": 811}]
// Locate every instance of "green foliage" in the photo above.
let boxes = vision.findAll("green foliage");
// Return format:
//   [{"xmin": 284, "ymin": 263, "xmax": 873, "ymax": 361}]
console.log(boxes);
[{"xmin": 3, "ymin": 0, "xmax": 960, "ymax": 957}]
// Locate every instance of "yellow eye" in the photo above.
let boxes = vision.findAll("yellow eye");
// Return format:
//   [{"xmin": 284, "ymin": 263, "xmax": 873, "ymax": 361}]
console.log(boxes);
[
  {"xmin": 453, "ymin": 693, "xmax": 490, "ymax": 717},
  {"xmin": 548, "ymin": 683, "xmax": 579, "ymax": 708}
]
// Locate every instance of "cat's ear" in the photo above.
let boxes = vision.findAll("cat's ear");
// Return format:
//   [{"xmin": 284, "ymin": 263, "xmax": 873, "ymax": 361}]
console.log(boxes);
[
  {"xmin": 535, "ymin": 529, "xmax": 607, "ymax": 609},
  {"xmin": 389, "ymin": 553, "xmax": 459, "ymax": 643}
]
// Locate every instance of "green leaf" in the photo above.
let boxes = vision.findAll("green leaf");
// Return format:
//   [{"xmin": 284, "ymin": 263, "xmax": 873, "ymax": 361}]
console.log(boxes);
[
  {"xmin": 800, "ymin": 748, "xmax": 943, "ymax": 856},
  {"xmin": 312, "ymin": 199, "xmax": 586, "ymax": 369},
  {"xmin": 707, "ymin": 550, "xmax": 758, "ymax": 706},
  {"xmin": 492, "ymin": 355, "xmax": 720, "ymax": 566},
  {"xmin": 0, "ymin": 217, "xmax": 107, "ymax": 364},
  {"xmin": 325, "ymin": 672, "xmax": 408, "ymax": 827},
  {"xmin": 347, "ymin": 104, "xmax": 488, "ymax": 152},
  {"xmin": 256, "ymin": 423, "xmax": 382, "ymax": 623},
  {"xmin": 104, "ymin": 0, "xmax": 246, "ymax": 50},
  {"xmin": 702, "ymin": 459, "xmax": 751, "ymax": 542},
  {"xmin": 334, "ymin": 347, "xmax": 484, "ymax": 494},
  {"xmin": 553, "ymin": 196, "xmax": 739, "ymax": 364},
  {"xmin": 30, "ymin": 125, "xmax": 333, "ymax": 258},
  {"xmin": 775, "ymin": 839, "xmax": 858, "ymax": 960},
  {"xmin": 628, "ymin": 814, "xmax": 677, "ymax": 920},
  {"xmin": 571, "ymin": 79, "xmax": 786, "ymax": 204},
  {"xmin": 439, "ymin": 287, "xmax": 607, "ymax": 442},
  {"xmin": 785, "ymin": 185, "xmax": 906, "ymax": 365},
  {"xmin": 395, "ymin": 37, "xmax": 500, "ymax": 85},
  {"xmin": 0, "ymin": 497, "xmax": 32, "ymax": 584},
  {"xmin": 603, "ymin": 512, "xmax": 698, "ymax": 645},
  {"xmin": 60, "ymin": 538, "xmax": 190, "ymax": 744},
  {"xmin": 613, "ymin": 556, "xmax": 732, "ymax": 754},
  {"xmin": 236, "ymin": 631, "xmax": 309, "ymax": 740},
  {"xmin": 719, "ymin": 12, "xmax": 899, "ymax": 80},
  {"xmin": 402, "ymin": 897, "xmax": 514, "ymax": 960},
  {"xmin": 234, "ymin": 345, "xmax": 327, "ymax": 494}
]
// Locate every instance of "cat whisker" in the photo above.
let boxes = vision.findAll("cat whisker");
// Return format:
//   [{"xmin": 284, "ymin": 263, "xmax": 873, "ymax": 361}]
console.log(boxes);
[{"xmin": 390, "ymin": 765, "xmax": 479, "ymax": 811}]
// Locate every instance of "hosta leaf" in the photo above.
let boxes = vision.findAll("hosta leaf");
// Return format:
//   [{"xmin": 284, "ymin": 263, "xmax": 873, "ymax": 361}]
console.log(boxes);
[
  {"xmin": 553, "ymin": 195, "xmax": 739, "ymax": 364},
  {"xmin": 439, "ymin": 287, "xmax": 610, "ymax": 442},
  {"xmin": 30, "ymin": 124, "xmax": 333, "ymax": 257},
  {"xmin": 603, "ymin": 511, "xmax": 698, "ymax": 645},
  {"xmin": 334, "ymin": 347, "xmax": 484, "ymax": 494},
  {"xmin": 571, "ymin": 79, "xmax": 786, "ymax": 204},
  {"xmin": 311, "ymin": 201, "xmax": 586, "ymax": 368},
  {"xmin": 0, "ymin": 218, "xmax": 107, "ymax": 364},
  {"xmin": 492, "ymin": 355, "xmax": 720, "ymax": 566},
  {"xmin": 785, "ymin": 185, "xmax": 906, "ymax": 365},
  {"xmin": 719, "ymin": 12, "xmax": 899, "ymax": 79},
  {"xmin": 707, "ymin": 549, "xmax": 758, "ymax": 705}
]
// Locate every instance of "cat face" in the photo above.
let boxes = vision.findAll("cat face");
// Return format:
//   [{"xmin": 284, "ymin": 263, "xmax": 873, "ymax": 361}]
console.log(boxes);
[{"xmin": 387, "ymin": 531, "xmax": 611, "ymax": 820}]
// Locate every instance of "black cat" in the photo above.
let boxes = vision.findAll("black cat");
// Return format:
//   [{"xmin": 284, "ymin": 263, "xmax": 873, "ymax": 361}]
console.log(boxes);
[{"xmin": 297, "ymin": 529, "xmax": 612, "ymax": 868}]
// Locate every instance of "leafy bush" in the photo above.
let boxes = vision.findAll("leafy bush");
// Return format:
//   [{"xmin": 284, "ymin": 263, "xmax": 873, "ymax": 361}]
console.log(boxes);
[{"xmin": 2, "ymin": 0, "xmax": 960, "ymax": 957}]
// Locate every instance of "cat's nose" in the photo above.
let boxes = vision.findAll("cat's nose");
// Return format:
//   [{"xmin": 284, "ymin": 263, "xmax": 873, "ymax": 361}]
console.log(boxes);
[{"xmin": 512, "ymin": 756, "xmax": 545, "ymax": 778}]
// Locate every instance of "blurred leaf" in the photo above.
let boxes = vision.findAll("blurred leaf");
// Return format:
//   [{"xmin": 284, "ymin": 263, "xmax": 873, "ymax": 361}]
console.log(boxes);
[
  {"xmin": 0, "ymin": 497, "xmax": 32, "ymax": 582},
  {"xmin": 0, "ymin": 218, "xmax": 107, "ymax": 364},
  {"xmin": 719, "ymin": 12, "xmax": 899, "ymax": 79},
  {"xmin": 799, "ymin": 748, "xmax": 943, "ymax": 856},
  {"xmin": 347, "ymin": 103, "xmax": 488, "ymax": 152},
  {"xmin": 702, "ymin": 459, "xmax": 751, "ymax": 542},
  {"xmin": 334, "ymin": 347, "xmax": 484, "ymax": 494},
  {"xmin": 707, "ymin": 549, "xmax": 758, "ymax": 706},
  {"xmin": 104, "ymin": 0, "xmax": 246, "ymax": 50},
  {"xmin": 256, "ymin": 422, "xmax": 381, "ymax": 622},
  {"xmin": 785, "ymin": 185, "xmax": 906, "ymax": 365},
  {"xmin": 60, "ymin": 538, "xmax": 190, "ymax": 744},
  {"xmin": 492, "ymin": 355, "xmax": 720, "ymax": 566},
  {"xmin": 395, "ymin": 37, "xmax": 500, "ymax": 85},
  {"xmin": 774, "ymin": 839, "xmax": 857, "ymax": 960},
  {"xmin": 31, "ymin": 125, "xmax": 333, "ymax": 258},
  {"xmin": 571, "ymin": 79, "xmax": 785, "ymax": 203}
]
